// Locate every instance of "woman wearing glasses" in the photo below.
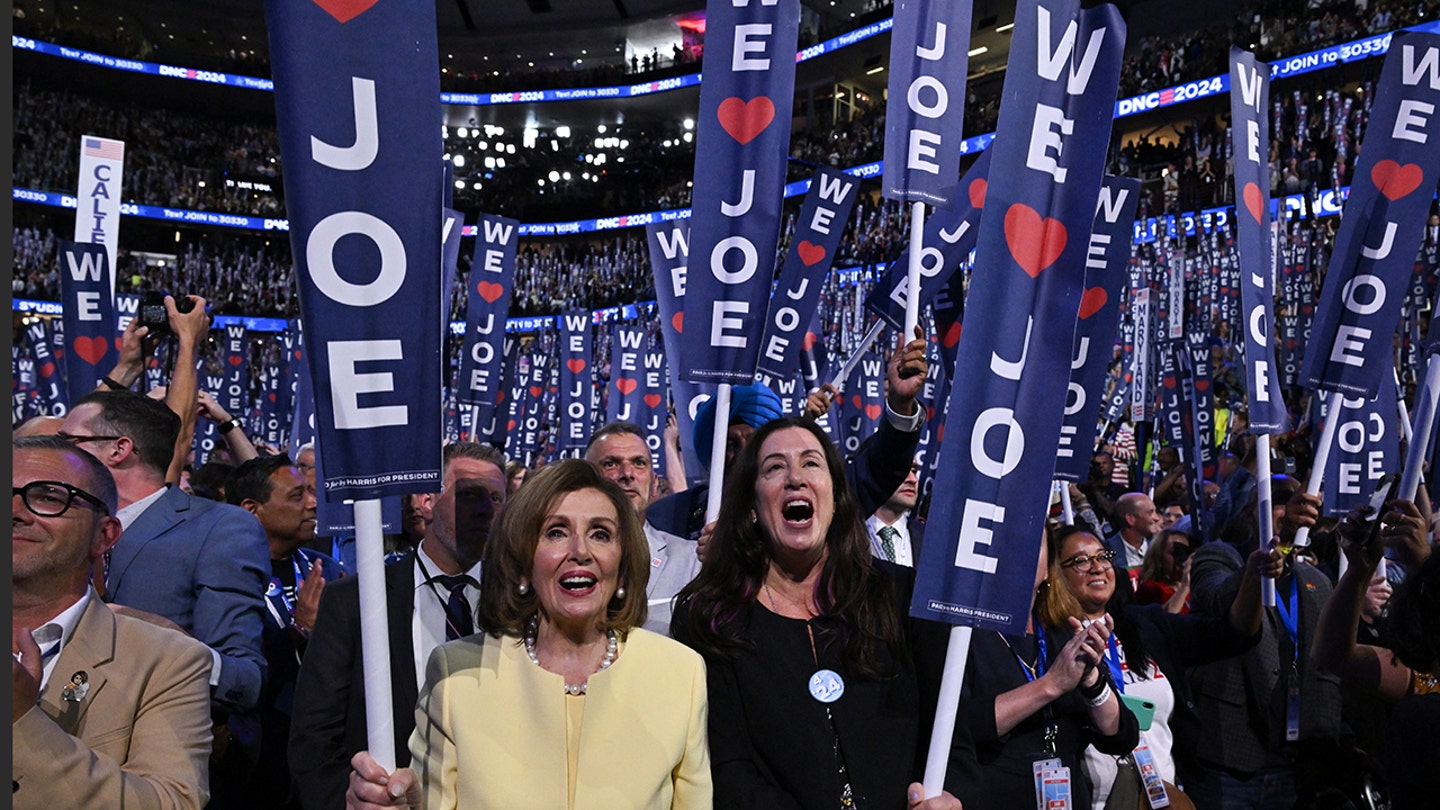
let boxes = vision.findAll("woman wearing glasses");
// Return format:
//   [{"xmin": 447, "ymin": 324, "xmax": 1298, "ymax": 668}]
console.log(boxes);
[{"xmin": 1044, "ymin": 526, "xmax": 1275, "ymax": 810}]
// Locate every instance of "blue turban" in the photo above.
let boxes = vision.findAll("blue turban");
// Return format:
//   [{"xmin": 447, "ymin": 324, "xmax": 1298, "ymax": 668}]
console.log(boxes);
[{"xmin": 692, "ymin": 382, "xmax": 784, "ymax": 468}]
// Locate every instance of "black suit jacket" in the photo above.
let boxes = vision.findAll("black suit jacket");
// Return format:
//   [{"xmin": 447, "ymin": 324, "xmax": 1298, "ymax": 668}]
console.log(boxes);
[
  {"xmin": 288, "ymin": 553, "xmax": 418, "ymax": 810},
  {"xmin": 1187, "ymin": 542, "xmax": 1342, "ymax": 774}
]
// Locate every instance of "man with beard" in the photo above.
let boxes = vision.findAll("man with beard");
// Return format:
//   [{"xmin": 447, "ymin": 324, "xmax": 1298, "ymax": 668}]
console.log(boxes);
[{"xmin": 287, "ymin": 442, "xmax": 507, "ymax": 810}]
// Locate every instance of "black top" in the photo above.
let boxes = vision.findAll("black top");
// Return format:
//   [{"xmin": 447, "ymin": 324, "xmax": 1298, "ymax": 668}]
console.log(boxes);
[
  {"xmin": 672, "ymin": 565, "xmax": 920, "ymax": 810},
  {"xmin": 938, "ymin": 626, "xmax": 1140, "ymax": 810}
]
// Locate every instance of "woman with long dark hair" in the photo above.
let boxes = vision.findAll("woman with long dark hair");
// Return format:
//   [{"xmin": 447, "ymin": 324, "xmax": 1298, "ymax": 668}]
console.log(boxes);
[{"xmin": 671, "ymin": 416, "xmax": 959, "ymax": 810}]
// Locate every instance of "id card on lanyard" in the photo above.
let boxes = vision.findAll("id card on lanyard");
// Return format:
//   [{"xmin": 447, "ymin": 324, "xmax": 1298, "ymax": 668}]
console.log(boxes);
[
  {"xmin": 1005, "ymin": 629, "xmax": 1072, "ymax": 810},
  {"xmin": 1274, "ymin": 575, "xmax": 1302, "ymax": 741},
  {"xmin": 1106, "ymin": 634, "xmax": 1171, "ymax": 807}
]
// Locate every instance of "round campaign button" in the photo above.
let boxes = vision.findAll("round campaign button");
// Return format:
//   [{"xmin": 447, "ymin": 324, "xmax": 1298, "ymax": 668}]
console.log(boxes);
[{"xmin": 809, "ymin": 669, "xmax": 845, "ymax": 703}]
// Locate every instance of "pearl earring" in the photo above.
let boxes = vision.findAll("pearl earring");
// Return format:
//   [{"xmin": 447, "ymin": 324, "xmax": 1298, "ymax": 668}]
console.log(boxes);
[
  {"xmin": 518, "ymin": 582, "xmax": 529, "ymax": 595},
  {"xmin": 615, "ymin": 586, "xmax": 626, "ymax": 599}
]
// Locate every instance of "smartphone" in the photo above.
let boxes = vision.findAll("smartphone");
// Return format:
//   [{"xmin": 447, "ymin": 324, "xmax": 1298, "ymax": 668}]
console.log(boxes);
[
  {"xmin": 1361, "ymin": 473, "xmax": 1401, "ymax": 547},
  {"xmin": 1120, "ymin": 693, "xmax": 1156, "ymax": 731}
]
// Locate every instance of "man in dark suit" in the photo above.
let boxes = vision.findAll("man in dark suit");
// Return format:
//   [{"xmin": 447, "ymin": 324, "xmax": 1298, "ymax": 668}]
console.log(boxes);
[
  {"xmin": 1186, "ymin": 486, "xmax": 1341, "ymax": 809},
  {"xmin": 288, "ymin": 442, "xmax": 508, "ymax": 810},
  {"xmin": 227, "ymin": 453, "xmax": 337, "ymax": 809},
  {"xmin": 12, "ymin": 435, "xmax": 215, "ymax": 808},
  {"xmin": 865, "ymin": 455, "xmax": 922, "ymax": 566},
  {"xmin": 57, "ymin": 389, "xmax": 270, "ymax": 715}
]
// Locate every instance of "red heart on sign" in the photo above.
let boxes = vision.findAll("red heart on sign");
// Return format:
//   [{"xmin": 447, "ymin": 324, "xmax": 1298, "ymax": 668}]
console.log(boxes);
[
  {"xmin": 293, "ymin": 350, "xmax": 302, "ymax": 360},
  {"xmin": 1371, "ymin": 159, "xmax": 1424, "ymax": 201},
  {"xmin": 671, "ymin": 312, "xmax": 683, "ymax": 334},
  {"xmin": 616, "ymin": 378, "xmax": 637, "ymax": 395},
  {"xmin": 865, "ymin": 404, "xmax": 882, "ymax": 420},
  {"xmin": 850, "ymin": 395, "xmax": 862, "ymax": 409},
  {"xmin": 968, "ymin": 178, "xmax": 988, "ymax": 209},
  {"xmin": 476, "ymin": 281, "xmax": 505, "ymax": 303},
  {"xmin": 39, "ymin": 362, "xmax": 55, "ymax": 377},
  {"xmin": 802, "ymin": 331, "xmax": 817, "ymax": 351},
  {"xmin": 942, "ymin": 321, "xmax": 962, "ymax": 348},
  {"xmin": 1004, "ymin": 204, "xmax": 1067, "ymax": 278},
  {"xmin": 228, "ymin": 355, "xmax": 243, "ymax": 366},
  {"xmin": 72, "ymin": 335, "xmax": 110, "ymax": 365},
  {"xmin": 717, "ymin": 97, "xmax": 774, "ymax": 145},
  {"xmin": 312, "ymin": 0, "xmax": 377, "ymax": 23},
  {"xmin": 567, "ymin": 359, "xmax": 587, "ymax": 374},
  {"xmin": 1242, "ymin": 182, "xmax": 1265, "ymax": 224},
  {"xmin": 797, "ymin": 241, "xmax": 826, "ymax": 266},
  {"xmin": 507, "ymin": 420, "xmax": 517, "ymax": 431},
  {"xmin": 644, "ymin": 394, "xmax": 662, "ymax": 408},
  {"xmin": 268, "ymin": 393, "xmax": 277, "ymax": 402},
  {"xmin": 497, "ymin": 391, "xmax": 506, "ymax": 404},
  {"xmin": 1163, "ymin": 376, "xmax": 1176, "ymax": 389},
  {"xmin": 1195, "ymin": 379, "xmax": 1210, "ymax": 392},
  {"xmin": 529, "ymin": 385, "xmax": 543, "ymax": 398},
  {"xmin": 1078, "ymin": 287, "xmax": 1108, "ymax": 320}
]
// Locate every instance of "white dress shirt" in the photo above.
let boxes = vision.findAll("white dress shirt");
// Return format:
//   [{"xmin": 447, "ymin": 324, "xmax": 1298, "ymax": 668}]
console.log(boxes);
[
  {"xmin": 411, "ymin": 545, "xmax": 482, "ymax": 690},
  {"xmin": 865, "ymin": 514, "xmax": 914, "ymax": 567}
]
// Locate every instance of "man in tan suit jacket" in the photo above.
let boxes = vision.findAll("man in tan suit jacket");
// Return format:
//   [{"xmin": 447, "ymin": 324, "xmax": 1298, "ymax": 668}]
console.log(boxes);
[{"xmin": 12, "ymin": 436, "xmax": 213, "ymax": 809}]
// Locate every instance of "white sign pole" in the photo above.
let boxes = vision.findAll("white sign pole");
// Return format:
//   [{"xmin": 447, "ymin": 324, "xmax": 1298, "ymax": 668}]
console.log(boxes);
[{"xmin": 355, "ymin": 498, "xmax": 396, "ymax": 770}]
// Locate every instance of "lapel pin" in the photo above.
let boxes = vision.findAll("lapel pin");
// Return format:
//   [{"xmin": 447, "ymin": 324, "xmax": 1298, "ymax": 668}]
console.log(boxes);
[{"xmin": 60, "ymin": 671, "xmax": 90, "ymax": 702}]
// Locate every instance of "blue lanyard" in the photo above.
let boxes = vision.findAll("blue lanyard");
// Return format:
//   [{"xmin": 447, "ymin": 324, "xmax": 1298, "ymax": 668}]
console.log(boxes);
[
  {"xmin": 1106, "ymin": 634, "xmax": 1126, "ymax": 694},
  {"xmin": 1004, "ymin": 625, "xmax": 1048, "ymax": 683},
  {"xmin": 1273, "ymin": 575, "xmax": 1300, "ymax": 664}
]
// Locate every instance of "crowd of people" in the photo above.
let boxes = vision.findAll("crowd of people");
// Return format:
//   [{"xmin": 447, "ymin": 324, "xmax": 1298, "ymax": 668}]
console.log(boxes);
[{"xmin": 13, "ymin": 291, "xmax": 1440, "ymax": 810}]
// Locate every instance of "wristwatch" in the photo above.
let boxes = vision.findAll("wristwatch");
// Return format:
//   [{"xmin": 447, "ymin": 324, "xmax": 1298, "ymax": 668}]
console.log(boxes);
[{"xmin": 218, "ymin": 417, "xmax": 244, "ymax": 435}]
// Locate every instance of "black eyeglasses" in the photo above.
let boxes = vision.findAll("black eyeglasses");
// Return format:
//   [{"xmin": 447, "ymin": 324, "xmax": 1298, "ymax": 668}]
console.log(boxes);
[
  {"xmin": 13, "ymin": 481, "xmax": 111, "ymax": 517},
  {"xmin": 1061, "ymin": 550, "xmax": 1117, "ymax": 571},
  {"xmin": 56, "ymin": 431, "xmax": 121, "ymax": 445}
]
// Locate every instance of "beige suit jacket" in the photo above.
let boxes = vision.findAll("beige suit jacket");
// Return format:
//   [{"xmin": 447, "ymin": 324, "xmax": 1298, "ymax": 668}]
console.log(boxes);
[
  {"xmin": 411, "ymin": 627, "xmax": 711, "ymax": 810},
  {"xmin": 12, "ymin": 597, "xmax": 214, "ymax": 809}
]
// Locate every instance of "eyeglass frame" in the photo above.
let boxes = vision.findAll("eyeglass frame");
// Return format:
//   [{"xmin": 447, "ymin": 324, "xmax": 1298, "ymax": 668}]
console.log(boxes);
[
  {"xmin": 1059, "ymin": 549, "xmax": 1118, "ymax": 571},
  {"xmin": 13, "ymin": 480, "xmax": 112, "ymax": 517}
]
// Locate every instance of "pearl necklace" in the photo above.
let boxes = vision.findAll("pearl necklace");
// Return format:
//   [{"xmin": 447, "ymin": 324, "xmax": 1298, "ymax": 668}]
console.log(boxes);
[{"xmin": 523, "ymin": 615, "xmax": 618, "ymax": 695}]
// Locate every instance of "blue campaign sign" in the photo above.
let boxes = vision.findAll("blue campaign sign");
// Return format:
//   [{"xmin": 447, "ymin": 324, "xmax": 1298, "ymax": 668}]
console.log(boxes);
[
  {"xmin": 756, "ymin": 168, "xmax": 860, "ymax": 380},
  {"xmin": 682, "ymin": 0, "xmax": 801, "ymax": 384},
  {"xmin": 457, "ymin": 214, "xmax": 519, "ymax": 407},
  {"xmin": 24, "ymin": 321, "xmax": 67, "ymax": 415},
  {"xmin": 647, "ymin": 220, "xmax": 710, "ymax": 486},
  {"xmin": 608, "ymin": 325, "xmax": 648, "ymax": 425},
  {"xmin": 911, "ymin": 0, "xmax": 1125, "ymax": 632},
  {"xmin": 1229, "ymin": 48, "xmax": 1290, "ymax": 433},
  {"xmin": 1054, "ymin": 176, "xmax": 1140, "ymax": 482},
  {"xmin": 866, "ymin": 149, "xmax": 992, "ymax": 330},
  {"xmin": 1321, "ymin": 387, "xmax": 1400, "ymax": 517},
  {"xmin": 58, "ymin": 241, "xmax": 117, "ymax": 404},
  {"xmin": 266, "ymin": 0, "xmax": 445, "ymax": 499},
  {"xmin": 1301, "ymin": 32, "xmax": 1440, "ymax": 398},
  {"xmin": 559, "ymin": 309, "xmax": 595, "ymax": 453},
  {"xmin": 883, "ymin": 0, "xmax": 972, "ymax": 206}
]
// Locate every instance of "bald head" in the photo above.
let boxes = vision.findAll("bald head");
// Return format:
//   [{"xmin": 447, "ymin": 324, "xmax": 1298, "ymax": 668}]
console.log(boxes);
[{"xmin": 1115, "ymin": 492, "xmax": 1162, "ymax": 541}]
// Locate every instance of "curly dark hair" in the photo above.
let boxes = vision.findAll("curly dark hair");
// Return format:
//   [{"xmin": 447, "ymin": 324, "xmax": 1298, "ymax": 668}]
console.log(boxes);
[{"xmin": 673, "ymin": 416, "xmax": 905, "ymax": 679}]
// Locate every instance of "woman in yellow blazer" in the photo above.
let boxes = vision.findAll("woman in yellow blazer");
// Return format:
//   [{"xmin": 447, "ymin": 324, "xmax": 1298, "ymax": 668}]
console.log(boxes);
[{"xmin": 348, "ymin": 460, "xmax": 711, "ymax": 810}]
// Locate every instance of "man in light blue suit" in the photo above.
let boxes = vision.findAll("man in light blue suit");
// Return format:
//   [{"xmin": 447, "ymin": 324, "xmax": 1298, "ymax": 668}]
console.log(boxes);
[{"xmin": 59, "ymin": 389, "xmax": 270, "ymax": 714}]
